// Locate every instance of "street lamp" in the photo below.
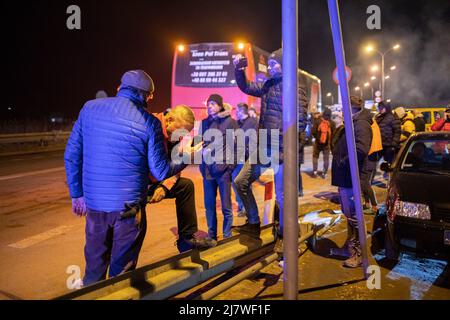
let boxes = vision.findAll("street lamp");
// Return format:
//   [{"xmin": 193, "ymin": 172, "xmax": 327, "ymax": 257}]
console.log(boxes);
[
  {"xmin": 390, "ymin": 65, "xmax": 396, "ymax": 71},
  {"xmin": 365, "ymin": 43, "xmax": 400, "ymax": 98},
  {"xmin": 385, "ymin": 75, "xmax": 390, "ymax": 80},
  {"xmin": 371, "ymin": 65, "xmax": 379, "ymax": 72},
  {"xmin": 326, "ymin": 92, "xmax": 334, "ymax": 105}
]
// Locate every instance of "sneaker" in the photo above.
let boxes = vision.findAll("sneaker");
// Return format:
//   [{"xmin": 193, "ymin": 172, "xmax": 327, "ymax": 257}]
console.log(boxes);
[
  {"xmin": 237, "ymin": 209, "xmax": 247, "ymax": 217},
  {"xmin": 321, "ymin": 173, "xmax": 327, "ymax": 179},
  {"xmin": 235, "ymin": 222, "xmax": 261, "ymax": 238},
  {"xmin": 312, "ymin": 171, "xmax": 318, "ymax": 178},
  {"xmin": 176, "ymin": 236, "xmax": 217, "ymax": 253},
  {"xmin": 298, "ymin": 191, "xmax": 304, "ymax": 197}
]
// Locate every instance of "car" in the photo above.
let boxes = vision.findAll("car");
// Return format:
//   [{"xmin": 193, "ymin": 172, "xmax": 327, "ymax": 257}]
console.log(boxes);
[{"xmin": 372, "ymin": 131, "xmax": 450, "ymax": 261}]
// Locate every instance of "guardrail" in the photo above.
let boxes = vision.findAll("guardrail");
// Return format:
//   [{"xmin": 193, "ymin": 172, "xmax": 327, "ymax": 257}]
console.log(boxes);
[
  {"xmin": 0, "ymin": 131, "xmax": 71, "ymax": 144},
  {"xmin": 56, "ymin": 210, "xmax": 342, "ymax": 300},
  {"xmin": 0, "ymin": 131, "xmax": 71, "ymax": 156}
]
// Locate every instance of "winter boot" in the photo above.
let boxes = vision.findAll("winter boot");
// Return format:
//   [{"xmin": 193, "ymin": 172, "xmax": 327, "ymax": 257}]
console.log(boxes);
[
  {"xmin": 343, "ymin": 238, "xmax": 362, "ymax": 268},
  {"xmin": 330, "ymin": 221, "xmax": 355, "ymax": 258},
  {"xmin": 235, "ymin": 222, "xmax": 261, "ymax": 238}
]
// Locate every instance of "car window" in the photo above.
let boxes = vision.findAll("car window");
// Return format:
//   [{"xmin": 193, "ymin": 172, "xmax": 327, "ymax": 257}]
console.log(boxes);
[{"xmin": 401, "ymin": 139, "xmax": 450, "ymax": 173}]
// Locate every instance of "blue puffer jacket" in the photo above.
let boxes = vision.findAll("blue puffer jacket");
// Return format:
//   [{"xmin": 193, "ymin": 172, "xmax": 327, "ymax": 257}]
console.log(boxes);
[{"xmin": 64, "ymin": 88, "xmax": 186, "ymax": 213}]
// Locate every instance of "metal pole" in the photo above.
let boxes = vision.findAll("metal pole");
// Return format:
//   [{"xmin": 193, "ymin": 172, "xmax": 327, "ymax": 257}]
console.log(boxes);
[
  {"xmin": 381, "ymin": 53, "xmax": 385, "ymax": 99},
  {"xmin": 282, "ymin": 0, "xmax": 299, "ymax": 300},
  {"xmin": 327, "ymin": 0, "xmax": 369, "ymax": 278}
]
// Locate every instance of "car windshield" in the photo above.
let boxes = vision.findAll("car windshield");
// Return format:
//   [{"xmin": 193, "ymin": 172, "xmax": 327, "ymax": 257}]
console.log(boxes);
[{"xmin": 400, "ymin": 139, "xmax": 450, "ymax": 174}]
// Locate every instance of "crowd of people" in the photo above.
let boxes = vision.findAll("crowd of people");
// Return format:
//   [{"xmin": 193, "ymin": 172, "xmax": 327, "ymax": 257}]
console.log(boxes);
[{"xmin": 64, "ymin": 50, "xmax": 450, "ymax": 286}]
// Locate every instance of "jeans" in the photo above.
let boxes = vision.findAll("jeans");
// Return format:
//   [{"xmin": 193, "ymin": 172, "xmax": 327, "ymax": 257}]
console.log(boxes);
[
  {"xmin": 203, "ymin": 171, "xmax": 233, "ymax": 240},
  {"xmin": 313, "ymin": 144, "xmax": 330, "ymax": 173},
  {"xmin": 234, "ymin": 160, "xmax": 284, "ymax": 233},
  {"xmin": 232, "ymin": 164, "xmax": 245, "ymax": 211},
  {"xmin": 148, "ymin": 177, "xmax": 198, "ymax": 239},
  {"xmin": 83, "ymin": 208, "xmax": 147, "ymax": 286}
]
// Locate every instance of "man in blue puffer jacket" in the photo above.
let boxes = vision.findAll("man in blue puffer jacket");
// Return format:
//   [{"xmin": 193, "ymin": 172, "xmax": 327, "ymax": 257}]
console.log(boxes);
[{"xmin": 64, "ymin": 70, "xmax": 188, "ymax": 286}]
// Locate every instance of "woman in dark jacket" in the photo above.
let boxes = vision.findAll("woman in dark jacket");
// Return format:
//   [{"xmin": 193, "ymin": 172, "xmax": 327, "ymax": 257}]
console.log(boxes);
[{"xmin": 331, "ymin": 96, "xmax": 373, "ymax": 268}]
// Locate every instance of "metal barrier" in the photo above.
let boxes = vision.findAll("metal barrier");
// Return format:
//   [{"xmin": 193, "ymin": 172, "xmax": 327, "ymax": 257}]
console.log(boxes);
[
  {"xmin": 56, "ymin": 225, "xmax": 277, "ymax": 300},
  {"xmin": 0, "ymin": 131, "xmax": 71, "ymax": 144},
  {"xmin": 56, "ymin": 210, "xmax": 342, "ymax": 300},
  {"xmin": 0, "ymin": 131, "xmax": 70, "ymax": 156}
]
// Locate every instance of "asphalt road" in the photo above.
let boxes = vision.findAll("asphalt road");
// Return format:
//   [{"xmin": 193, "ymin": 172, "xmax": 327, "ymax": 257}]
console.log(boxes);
[{"xmin": 0, "ymin": 148, "xmax": 449, "ymax": 300}]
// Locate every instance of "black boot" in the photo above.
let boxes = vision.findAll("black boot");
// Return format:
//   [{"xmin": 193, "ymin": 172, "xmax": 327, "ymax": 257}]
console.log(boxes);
[{"xmin": 235, "ymin": 222, "xmax": 261, "ymax": 238}]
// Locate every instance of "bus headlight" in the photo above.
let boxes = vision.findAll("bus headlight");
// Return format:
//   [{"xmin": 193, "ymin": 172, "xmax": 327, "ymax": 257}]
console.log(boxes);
[{"xmin": 394, "ymin": 201, "xmax": 431, "ymax": 220}]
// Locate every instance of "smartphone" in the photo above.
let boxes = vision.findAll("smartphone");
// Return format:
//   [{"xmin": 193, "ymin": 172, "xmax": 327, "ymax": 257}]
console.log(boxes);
[{"xmin": 236, "ymin": 57, "xmax": 248, "ymax": 69}]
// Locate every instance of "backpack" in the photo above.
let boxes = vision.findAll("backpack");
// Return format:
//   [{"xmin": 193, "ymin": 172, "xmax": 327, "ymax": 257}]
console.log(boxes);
[{"xmin": 318, "ymin": 119, "xmax": 331, "ymax": 145}]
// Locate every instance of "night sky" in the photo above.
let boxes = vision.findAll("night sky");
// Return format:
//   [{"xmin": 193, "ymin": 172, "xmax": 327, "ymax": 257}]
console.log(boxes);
[{"xmin": 4, "ymin": 0, "xmax": 450, "ymax": 119}]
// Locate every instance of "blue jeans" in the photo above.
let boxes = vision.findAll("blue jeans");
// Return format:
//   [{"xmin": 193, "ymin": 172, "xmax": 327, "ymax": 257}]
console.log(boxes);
[
  {"xmin": 232, "ymin": 164, "xmax": 245, "ymax": 211},
  {"xmin": 203, "ymin": 171, "xmax": 233, "ymax": 240},
  {"xmin": 83, "ymin": 208, "xmax": 147, "ymax": 286},
  {"xmin": 234, "ymin": 160, "xmax": 284, "ymax": 233}
]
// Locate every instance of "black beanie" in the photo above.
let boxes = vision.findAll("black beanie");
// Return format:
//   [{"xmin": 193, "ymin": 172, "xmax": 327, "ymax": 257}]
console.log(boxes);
[{"xmin": 207, "ymin": 94, "xmax": 224, "ymax": 109}]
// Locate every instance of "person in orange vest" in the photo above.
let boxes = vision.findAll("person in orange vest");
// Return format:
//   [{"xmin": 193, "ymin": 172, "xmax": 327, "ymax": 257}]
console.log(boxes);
[{"xmin": 312, "ymin": 107, "xmax": 336, "ymax": 179}]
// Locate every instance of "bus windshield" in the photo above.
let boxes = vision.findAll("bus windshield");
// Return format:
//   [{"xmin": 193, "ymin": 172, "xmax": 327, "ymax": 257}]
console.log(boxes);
[{"xmin": 175, "ymin": 43, "xmax": 237, "ymax": 87}]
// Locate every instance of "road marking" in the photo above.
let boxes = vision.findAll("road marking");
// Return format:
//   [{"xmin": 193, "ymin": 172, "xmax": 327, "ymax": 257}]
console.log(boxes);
[
  {"xmin": 8, "ymin": 225, "xmax": 75, "ymax": 249},
  {"xmin": 0, "ymin": 167, "xmax": 65, "ymax": 181}
]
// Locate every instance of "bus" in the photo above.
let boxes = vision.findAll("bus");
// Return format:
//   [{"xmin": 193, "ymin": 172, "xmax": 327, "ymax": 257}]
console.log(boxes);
[{"xmin": 171, "ymin": 42, "xmax": 322, "ymax": 124}]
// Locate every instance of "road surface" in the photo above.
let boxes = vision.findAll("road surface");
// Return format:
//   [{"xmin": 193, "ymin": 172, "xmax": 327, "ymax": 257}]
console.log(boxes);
[{"xmin": 0, "ymin": 149, "xmax": 449, "ymax": 300}]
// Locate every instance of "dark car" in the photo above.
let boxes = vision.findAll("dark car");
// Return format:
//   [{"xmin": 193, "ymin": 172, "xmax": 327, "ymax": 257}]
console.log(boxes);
[{"xmin": 373, "ymin": 132, "xmax": 450, "ymax": 261}]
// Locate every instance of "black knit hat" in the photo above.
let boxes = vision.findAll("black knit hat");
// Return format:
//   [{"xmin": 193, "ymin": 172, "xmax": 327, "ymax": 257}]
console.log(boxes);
[{"xmin": 207, "ymin": 94, "xmax": 224, "ymax": 109}]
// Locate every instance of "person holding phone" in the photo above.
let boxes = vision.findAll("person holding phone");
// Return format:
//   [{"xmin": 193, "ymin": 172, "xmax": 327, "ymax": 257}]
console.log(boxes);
[{"xmin": 232, "ymin": 49, "xmax": 308, "ymax": 251}]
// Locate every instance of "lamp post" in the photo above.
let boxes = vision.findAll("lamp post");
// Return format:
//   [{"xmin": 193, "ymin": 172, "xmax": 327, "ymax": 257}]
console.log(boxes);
[
  {"xmin": 326, "ymin": 92, "xmax": 334, "ymax": 105},
  {"xmin": 365, "ymin": 44, "xmax": 400, "ymax": 99}
]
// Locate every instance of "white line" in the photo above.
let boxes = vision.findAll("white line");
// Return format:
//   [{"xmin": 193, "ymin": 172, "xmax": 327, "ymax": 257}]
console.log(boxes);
[
  {"xmin": 0, "ymin": 167, "xmax": 65, "ymax": 181},
  {"xmin": 8, "ymin": 225, "xmax": 75, "ymax": 249}
]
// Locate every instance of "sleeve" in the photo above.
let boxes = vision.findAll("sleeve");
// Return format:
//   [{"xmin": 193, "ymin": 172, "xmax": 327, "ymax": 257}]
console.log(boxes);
[
  {"xmin": 64, "ymin": 109, "xmax": 84, "ymax": 199},
  {"xmin": 401, "ymin": 120, "xmax": 415, "ymax": 141},
  {"xmin": 431, "ymin": 118, "xmax": 445, "ymax": 131},
  {"xmin": 147, "ymin": 117, "xmax": 187, "ymax": 182},
  {"xmin": 235, "ymin": 69, "xmax": 265, "ymax": 97},
  {"xmin": 392, "ymin": 117, "xmax": 401, "ymax": 147},
  {"xmin": 354, "ymin": 122, "xmax": 372, "ymax": 165}
]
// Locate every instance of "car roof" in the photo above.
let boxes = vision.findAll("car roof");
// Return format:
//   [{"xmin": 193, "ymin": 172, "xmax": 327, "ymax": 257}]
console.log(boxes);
[{"xmin": 411, "ymin": 132, "xmax": 450, "ymax": 140}]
